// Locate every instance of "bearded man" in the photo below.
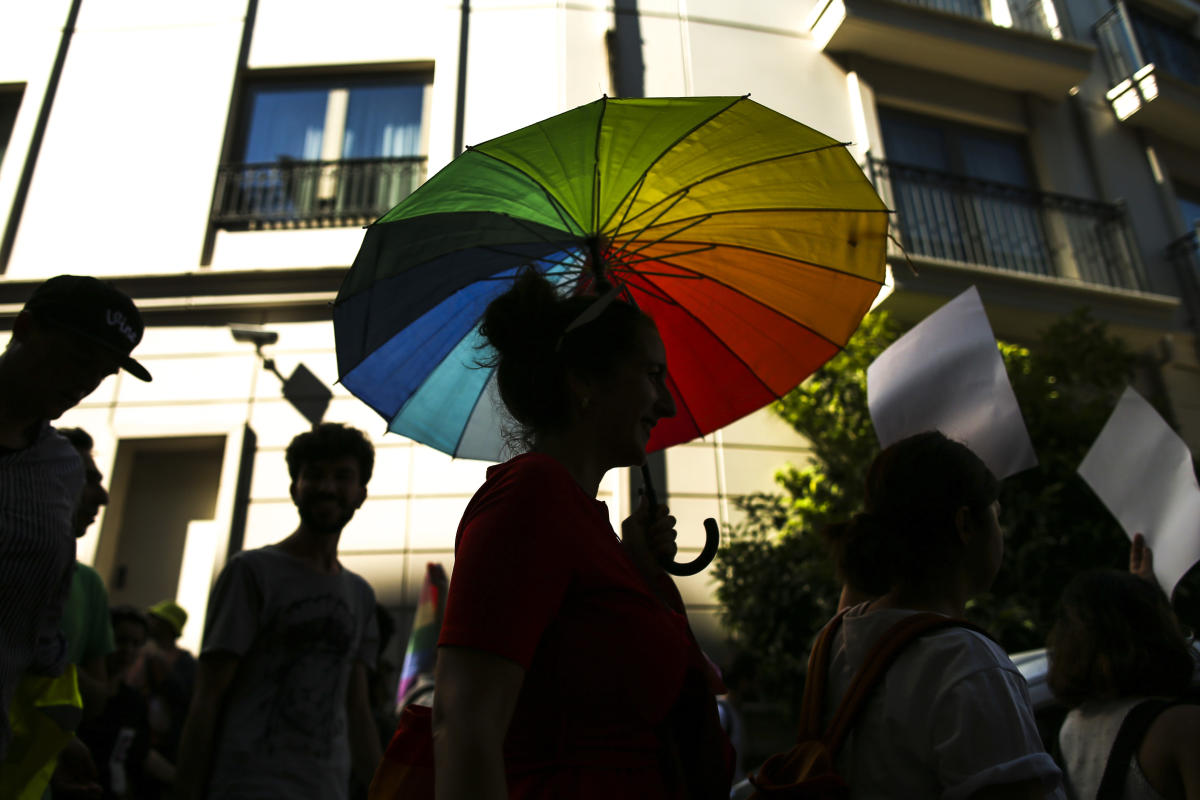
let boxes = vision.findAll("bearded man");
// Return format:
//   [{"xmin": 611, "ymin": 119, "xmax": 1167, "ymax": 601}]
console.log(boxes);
[{"xmin": 175, "ymin": 423, "xmax": 381, "ymax": 799}]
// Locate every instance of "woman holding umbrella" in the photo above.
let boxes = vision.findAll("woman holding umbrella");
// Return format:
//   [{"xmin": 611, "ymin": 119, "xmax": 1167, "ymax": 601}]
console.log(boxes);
[{"xmin": 432, "ymin": 270, "xmax": 733, "ymax": 800}]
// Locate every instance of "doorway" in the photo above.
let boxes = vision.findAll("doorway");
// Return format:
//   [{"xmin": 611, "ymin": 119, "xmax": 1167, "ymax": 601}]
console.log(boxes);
[{"xmin": 96, "ymin": 436, "xmax": 226, "ymax": 610}]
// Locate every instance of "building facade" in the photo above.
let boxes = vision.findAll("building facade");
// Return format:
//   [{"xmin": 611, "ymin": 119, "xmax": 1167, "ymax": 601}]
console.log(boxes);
[{"xmin": 1, "ymin": 0, "xmax": 1197, "ymax": 663}]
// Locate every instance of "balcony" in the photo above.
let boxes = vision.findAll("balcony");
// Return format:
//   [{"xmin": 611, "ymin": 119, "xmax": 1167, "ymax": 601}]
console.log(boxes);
[
  {"xmin": 1096, "ymin": 2, "xmax": 1200, "ymax": 145},
  {"xmin": 870, "ymin": 158, "xmax": 1147, "ymax": 291},
  {"xmin": 1168, "ymin": 230, "xmax": 1200, "ymax": 326},
  {"xmin": 808, "ymin": 0, "xmax": 1095, "ymax": 98},
  {"xmin": 211, "ymin": 156, "xmax": 426, "ymax": 230}
]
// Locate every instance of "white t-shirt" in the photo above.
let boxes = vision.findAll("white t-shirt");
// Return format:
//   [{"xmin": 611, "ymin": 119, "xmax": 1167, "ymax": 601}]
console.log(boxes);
[{"xmin": 824, "ymin": 604, "xmax": 1064, "ymax": 800}]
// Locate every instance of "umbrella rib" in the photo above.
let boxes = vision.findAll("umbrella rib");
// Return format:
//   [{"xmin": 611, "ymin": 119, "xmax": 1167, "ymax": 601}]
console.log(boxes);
[
  {"xmin": 600, "ymin": 95, "xmax": 747, "ymax": 233},
  {"xmin": 450, "ymin": 360, "xmax": 501, "ymax": 458},
  {"xmin": 606, "ymin": 267, "xmax": 682, "ymax": 307},
  {"xmin": 409, "ymin": 242, "xmax": 581, "ymax": 282},
  {"xmin": 612, "ymin": 141, "xmax": 857, "ymax": 231},
  {"xmin": 467, "ymin": 147, "xmax": 584, "ymax": 236},
  {"xmin": 592, "ymin": 96, "xmax": 607, "ymax": 234},
  {"xmin": 609, "ymin": 256, "xmax": 710, "ymax": 275},
  {"xmin": 638, "ymin": 205, "xmax": 890, "ymax": 219},
  {"xmin": 627, "ymin": 234, "xmax": 889, "ymax": 287},
  {"xmin": 634, "ymin": 268, "xmax": 821, "ymax": 402},
  {"xmin": 498, "ymin": 210, "xmax": 579, "ymax": 246},
  {"xmin": 610, "ymin": 214, "xmax": 717, "ymax": 263},
  {"xmin": 649, "ymin": 246, "xmax": 884, "ymax": 353},
  {"xmin": 608, "ymin": 244, "xmax": 718, "ymax": 270},
  {"xmin": 661, "ymin": 371, "xmax": 704, "ymax": 450},
  {"xmin": 607, "ymin": 194, "xmax": 707, "ymax": 262},
  {"xmin": 609, "ymin": 172, "xmax": 649, "ymax": 236}
]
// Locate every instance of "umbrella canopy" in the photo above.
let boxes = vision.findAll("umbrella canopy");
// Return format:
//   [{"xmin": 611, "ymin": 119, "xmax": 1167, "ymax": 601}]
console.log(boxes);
[{"xmin": 335, "ymin": 95, "xmax": 889, "ymax": 461}]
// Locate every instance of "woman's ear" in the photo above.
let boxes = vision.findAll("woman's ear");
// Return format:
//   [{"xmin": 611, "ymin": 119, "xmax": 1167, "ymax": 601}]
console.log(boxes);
[
  {"xmin": 564, "ymin": 370, "xmax": 594, "ymax": 416},
  {"xmin": 954, "ymin": 505, "xmax": 974, "ymax": 546}
]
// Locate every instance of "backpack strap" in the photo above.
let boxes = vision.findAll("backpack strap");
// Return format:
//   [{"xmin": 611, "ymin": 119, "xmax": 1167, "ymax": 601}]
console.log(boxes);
[
  {"xmin": 803, "ymin": 611, "xmax": 990, "ymax": 756},
  {"xmin": 1095, "ymin": 698, "xmax": 1177, "ymax": 800},
  {"xmin": 796, "ymin": 610, "xmax": 849, "ymax": 740}
]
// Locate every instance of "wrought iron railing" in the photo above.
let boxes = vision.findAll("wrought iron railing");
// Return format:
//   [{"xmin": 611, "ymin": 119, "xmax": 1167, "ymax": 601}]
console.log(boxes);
[
  {"xmin": 1096, "ymin": 1, "xmax": 1200, "ymax": 87},
  {"xmin": 1168, "ymin": 230, "xmax": 1200, "ymax": 327},
  {"xmin": 896, "ymin": 0, "xmax": 1066, "ymax": 38},
  {"xmin": 870, "ymin": 158, "xmax": 1147, "ymax": 291},
  {"xmin": 211, "ymin": 156, "xmax": 427, "ymax": 230},
  {"xmin": 1095, "ymin": 4, "xmax": 1145, "ymax": 85}
]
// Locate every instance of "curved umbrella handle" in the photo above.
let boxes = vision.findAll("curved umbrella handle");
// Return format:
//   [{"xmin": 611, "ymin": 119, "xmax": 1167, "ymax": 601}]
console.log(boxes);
[
  {"xmin": 640, "ymin": 464, "xmax": 721, "ymax": 577},
  {"xmin": 665, "ymin": 517, "xmax": 720, "ymax": 576}
]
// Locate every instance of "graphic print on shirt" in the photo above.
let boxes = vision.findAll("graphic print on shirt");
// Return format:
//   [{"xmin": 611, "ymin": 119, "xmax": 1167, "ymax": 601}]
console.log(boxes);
[{"xmin": 258, "ymin": 592, "xmax": 355, "ymax": 759}]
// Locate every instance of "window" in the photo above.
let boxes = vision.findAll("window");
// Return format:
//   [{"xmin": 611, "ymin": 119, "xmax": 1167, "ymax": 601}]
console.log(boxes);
[
  {"xmin": 1176, "ymin": 183, "xmax": 1200, "ymax": 231},
  {"xmin": 241, "ymin": 80, "xmax": 425, "ymax": 163},
  {"xmin": 1128, "ymin": 6, "xmax": 1200, "ymax": 86},
  {"xmin": 880, "ymin": 108, "xmax": 1034, "ymax": 186},
  {"xmin": 877, "ymin": 108, "xmax": 1050, "ymax": 274},
  {"xmin": 0, "ymin": 86, "xmax": 24, "ymax": 168},
  {"xmin": 213, "ymin": 72, "xmax": 429, "ymax": 229}
]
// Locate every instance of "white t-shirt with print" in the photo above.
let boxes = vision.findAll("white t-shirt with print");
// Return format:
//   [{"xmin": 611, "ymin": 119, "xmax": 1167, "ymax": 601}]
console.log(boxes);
[{"xmin": 200, "ymin": 545, "xmax": 378, "ymax": 800}]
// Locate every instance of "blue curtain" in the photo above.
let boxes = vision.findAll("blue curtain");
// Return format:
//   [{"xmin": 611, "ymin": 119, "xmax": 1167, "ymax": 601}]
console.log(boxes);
[
  {"xmin": 243, "ymin": 88, "xmax": 327, "ymax": 163},
  {"xmin": 342, "ymin": 85, "xmax": 424, "ymax": 159}
]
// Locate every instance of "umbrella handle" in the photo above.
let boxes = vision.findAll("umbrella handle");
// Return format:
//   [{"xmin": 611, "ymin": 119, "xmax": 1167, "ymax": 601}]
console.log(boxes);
[
  {"xmin": 665, "ymin": 518, "xmax": 720, "ymax": 577},
  {"xmin": 639, "ymin": 464, "xmax": 721, "ymax": 577}
]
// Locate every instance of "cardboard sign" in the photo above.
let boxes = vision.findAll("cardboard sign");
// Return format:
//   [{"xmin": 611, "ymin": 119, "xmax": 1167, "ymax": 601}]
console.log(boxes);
[
  {"xmin": 1078, "ymin": 386, "xmax": 1200, "ymax": 595},
  {"xmin": 867, "ymin": 287, "xmax": 1036, "ymax": 479}
]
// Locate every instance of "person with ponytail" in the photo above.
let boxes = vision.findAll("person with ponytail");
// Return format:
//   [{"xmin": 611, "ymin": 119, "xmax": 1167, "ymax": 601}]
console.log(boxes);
[
  {"xmin": 819, "ymin": 431, "xmax": 1064, "ymax": 799},
  {"xmin": 432, "ymin": 271, "xmax": 733, "ymax": 800}
]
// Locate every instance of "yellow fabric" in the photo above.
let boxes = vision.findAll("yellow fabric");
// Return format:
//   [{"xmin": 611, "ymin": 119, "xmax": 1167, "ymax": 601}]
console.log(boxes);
[{"xmin": 0, "ymin": 665, "xmax": 82, "ymax": 800}]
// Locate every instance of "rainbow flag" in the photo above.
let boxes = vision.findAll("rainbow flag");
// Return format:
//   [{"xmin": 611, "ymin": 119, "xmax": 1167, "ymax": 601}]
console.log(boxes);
[{"xmin": 396, "ymin": 563, "xmax": 448, "ymax": 708}]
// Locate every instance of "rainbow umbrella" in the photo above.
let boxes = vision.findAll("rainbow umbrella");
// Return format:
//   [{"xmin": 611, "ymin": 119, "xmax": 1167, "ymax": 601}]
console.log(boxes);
[{"xmin": 335, "ymin": 95, "xmax": 888, "ymax": 461}]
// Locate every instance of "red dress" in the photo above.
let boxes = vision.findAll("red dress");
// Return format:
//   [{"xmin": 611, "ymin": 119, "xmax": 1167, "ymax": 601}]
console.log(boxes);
[{"xmin": 439, "ymin": 453, "xmax": 731, "ymax": 798}]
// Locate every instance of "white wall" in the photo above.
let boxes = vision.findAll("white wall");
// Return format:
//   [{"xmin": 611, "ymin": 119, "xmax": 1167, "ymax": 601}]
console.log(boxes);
[
  {"xmin": 0, "ymin": 1, "xmax": 74, "ymax": 238},
  {"xmin": 6, "ymin": 2, "xmax": 245, "ymax": 278}
]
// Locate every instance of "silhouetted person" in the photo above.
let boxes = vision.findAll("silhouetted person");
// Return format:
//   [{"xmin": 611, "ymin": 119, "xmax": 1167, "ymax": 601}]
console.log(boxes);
[
  {"xmin": 820, "ymin": 431, "xmax": 1064, "ymax": 799},
  {"xmin": 79, "ymin": 605, "xmax": 176, "ymax": 799},
  {"xmin": 56, "ymin": 427, "xmax": 115, "ymax": 716},
  {"xmin": 434, "ymin": 271, "xmax": 732, "ymax": 800},
  {"xmin": 1049, "ymin": 541, "xmax": 1200, "ymax": 799},
  {"xmin": 0, "ymin": 275, "xmax": 150, "ymax": 780},
  {"xmin": 131, "ymin": 599, "xmax": 194, "ymax": 794},
  {"xmin": 175, "ymin": 423, "xmax": 381, "ymax": 799}
]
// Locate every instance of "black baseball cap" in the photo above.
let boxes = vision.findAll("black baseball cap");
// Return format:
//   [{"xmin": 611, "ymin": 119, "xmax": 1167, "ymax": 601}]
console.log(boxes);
[{"xmin": 23, "ymin": 275, "xmax": 152, "ymax": 382}]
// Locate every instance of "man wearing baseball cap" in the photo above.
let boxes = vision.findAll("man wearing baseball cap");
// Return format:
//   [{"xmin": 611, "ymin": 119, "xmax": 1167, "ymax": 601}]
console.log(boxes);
[{"xmin": 0, "ymin": 275, "xmax": 151, "ymax": 767}]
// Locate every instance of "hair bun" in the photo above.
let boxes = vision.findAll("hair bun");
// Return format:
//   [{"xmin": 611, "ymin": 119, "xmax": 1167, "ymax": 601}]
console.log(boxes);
[{"xmin": 480, "ymin": 270, "xmax": 565, "ymax": 359}]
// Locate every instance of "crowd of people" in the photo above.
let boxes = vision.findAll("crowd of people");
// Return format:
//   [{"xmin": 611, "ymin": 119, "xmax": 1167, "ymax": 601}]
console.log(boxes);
[
  {"xmin": 0, "ymin": 277, "xmax": 399, "ymax": 798},
  {"xmin": 2, "ymin": 269, "xmax": 1196, "ymax": 800}
]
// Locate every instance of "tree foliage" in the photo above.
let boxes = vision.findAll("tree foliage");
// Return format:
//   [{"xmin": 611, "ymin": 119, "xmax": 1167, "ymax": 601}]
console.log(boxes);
[
  {"xmin": 713, "ymin": 307, "xmax": 1192, "ymax": 706},
  {"xmin": 712, "ymin": 311, "xmax": 900, "ymax": 705}
]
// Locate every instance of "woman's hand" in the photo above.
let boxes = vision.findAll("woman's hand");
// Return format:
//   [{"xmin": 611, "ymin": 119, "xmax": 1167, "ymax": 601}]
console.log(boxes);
[
  {"xmin": 621, "ymin": 493, "xmax": 678, "ymax": 579},
  {"xmin": 1129, "ymin": 532, "xmax": 1156, "ymax": 584}
]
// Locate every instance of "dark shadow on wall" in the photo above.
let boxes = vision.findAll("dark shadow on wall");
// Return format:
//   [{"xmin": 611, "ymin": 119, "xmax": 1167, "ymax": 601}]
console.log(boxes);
[{"xmin": 607, "ymin": 0, "xmax": 645, "ymax": 99}]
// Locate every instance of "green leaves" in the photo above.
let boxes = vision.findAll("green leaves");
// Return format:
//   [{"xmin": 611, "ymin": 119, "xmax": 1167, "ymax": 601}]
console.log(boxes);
[{"xmin": 714, "ymin": 311, "xmax": 900, "ymax": 705}]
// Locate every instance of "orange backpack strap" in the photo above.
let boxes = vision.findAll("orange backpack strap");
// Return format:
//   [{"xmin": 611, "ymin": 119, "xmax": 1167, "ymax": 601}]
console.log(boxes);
[
  {"xmin": 796, "ymin": 610, "xmax": 848, "ymax": 740},
  {"xmin": 807, "ymin": 612, "xmax": 989, "ymax": 755}
]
